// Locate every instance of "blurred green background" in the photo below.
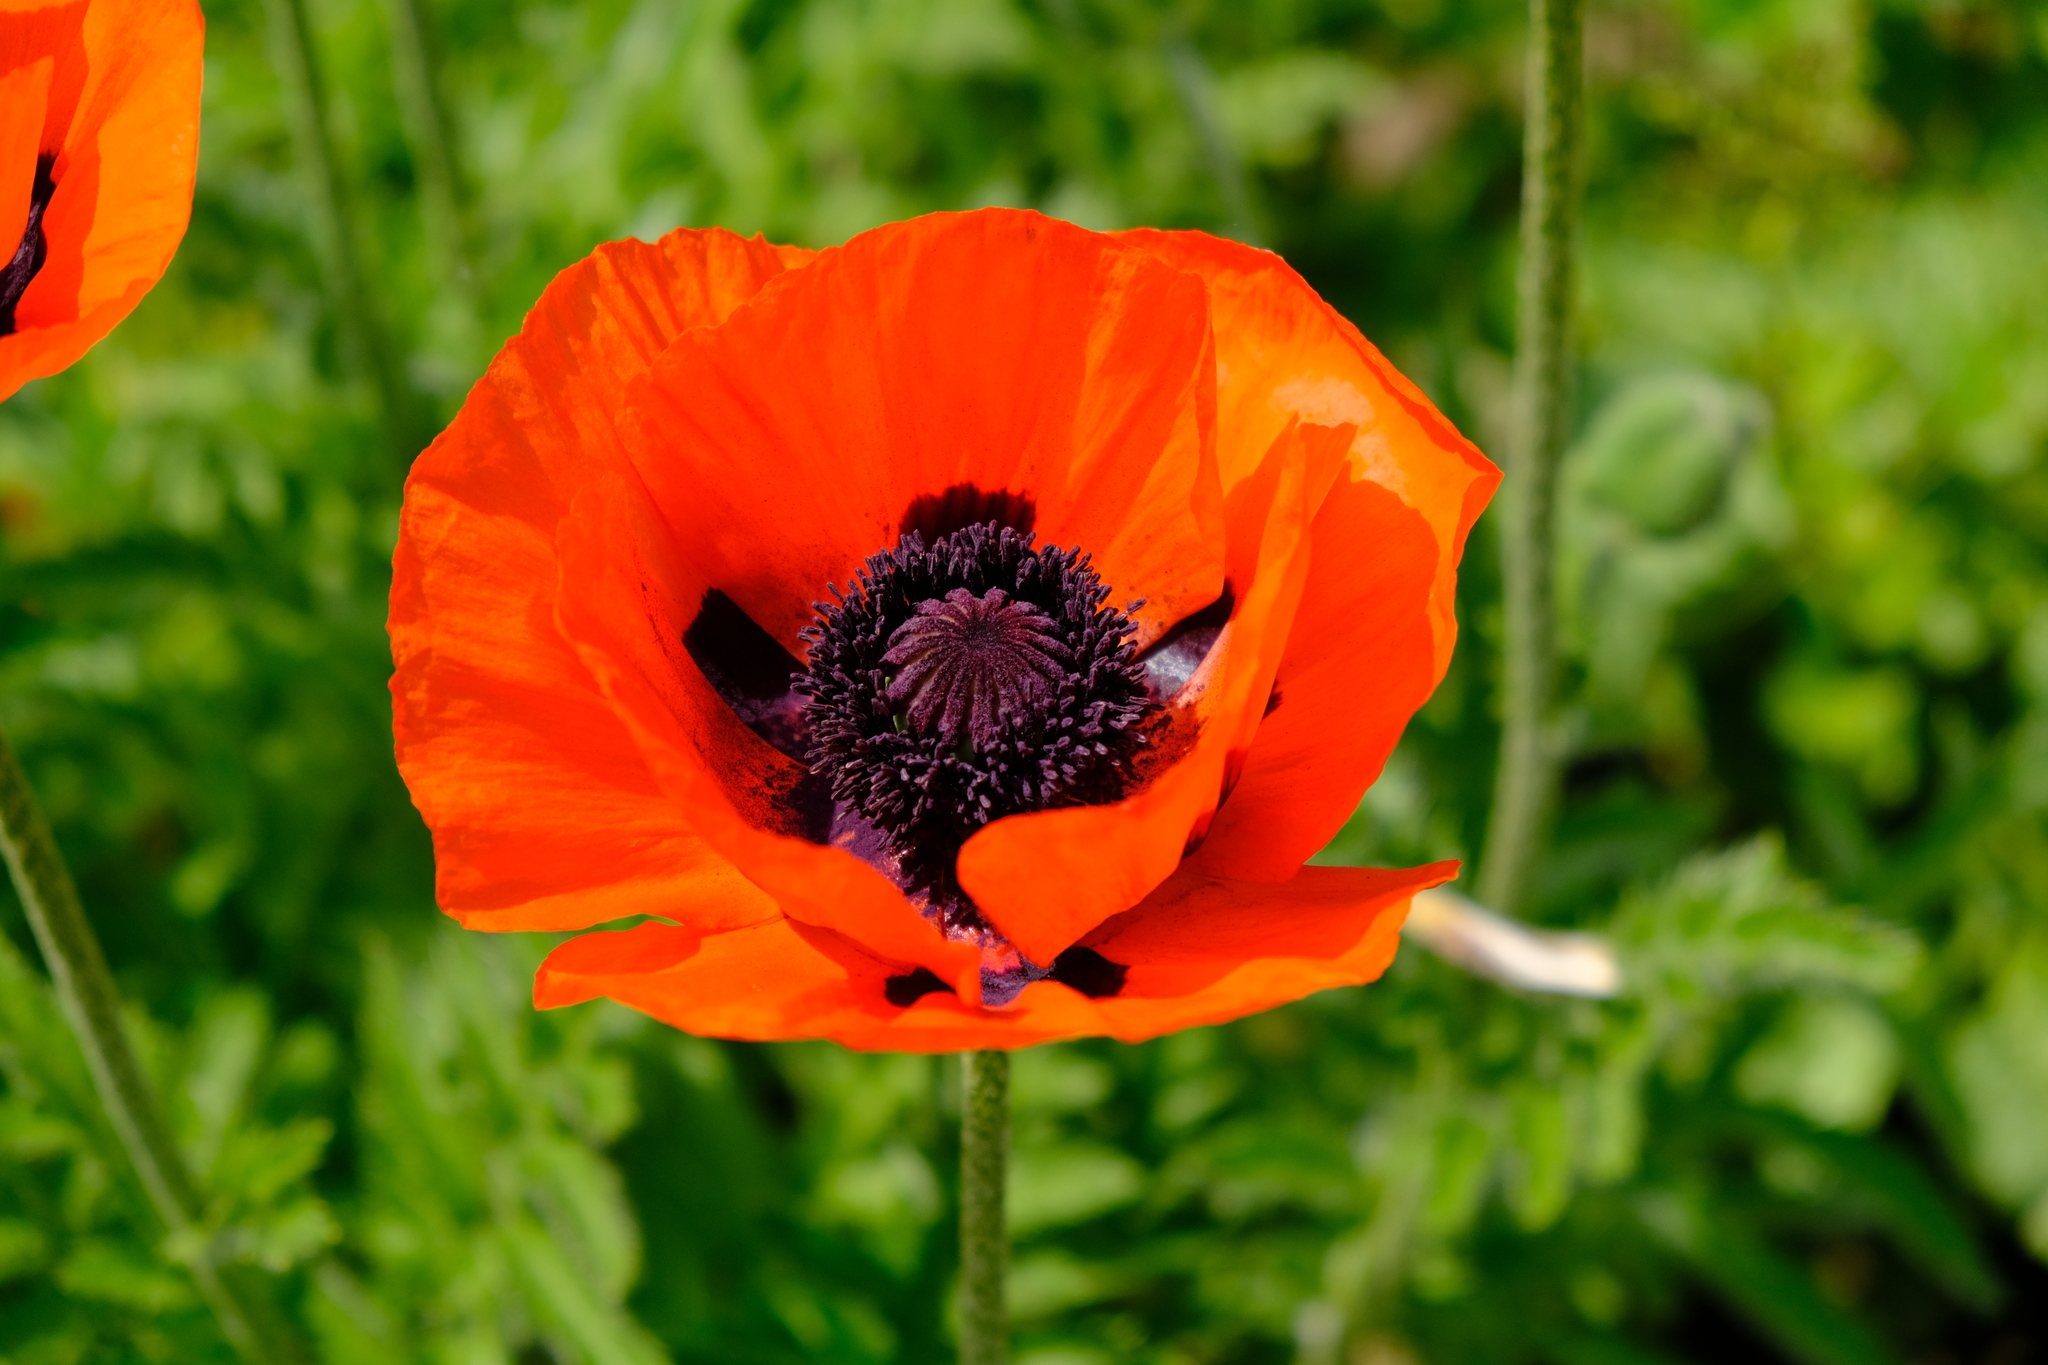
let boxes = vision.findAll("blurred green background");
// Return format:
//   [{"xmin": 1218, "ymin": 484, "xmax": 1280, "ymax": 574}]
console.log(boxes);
[{"xmin": 4, "ymin": 0, "xmax": 2048, "ymax": 1361}]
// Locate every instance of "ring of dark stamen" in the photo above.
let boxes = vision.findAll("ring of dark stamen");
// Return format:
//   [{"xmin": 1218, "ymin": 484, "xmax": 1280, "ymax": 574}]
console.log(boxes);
[{"xmin": 795, "ymin": 522, "xmax": 1156, "ymax": 938}]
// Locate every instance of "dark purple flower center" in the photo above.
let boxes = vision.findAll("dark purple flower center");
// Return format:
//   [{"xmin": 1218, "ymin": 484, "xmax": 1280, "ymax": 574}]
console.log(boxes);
[
  {"xmin": 0, "ymin": 154, "xmax": 55, "ymax": 338},
  {"xmin": 793, "ymin": 522, "xmax": 1157, "ymax": 940},
  {"xmin": 883, "ymin": 587, "xmax": 1073, "ymax": 750}
]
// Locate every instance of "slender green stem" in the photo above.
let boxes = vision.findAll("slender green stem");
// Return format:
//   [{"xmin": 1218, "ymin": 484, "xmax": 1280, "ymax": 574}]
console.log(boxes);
[
  {"xmin": 264, "ymin": 0, "xmax": 422, "ymax": 457},
  {"xmin": 380, "ymin": 0, "xmax": 476, "ymax": 295},
  {"xmin": 1163, "ymin": 29, "xmax": 1262, "ymax": 248},
  {"xmin": 960, "ymin": 1050, "xmax": 1010, "ymax": 1365},
  {"xmin": 1477, "ymin": 0, "xmax": 1584, "ymax": 916},
  {"xmin": 0, "ymin": 728, "xmax": 280, "ymax": 1363}
]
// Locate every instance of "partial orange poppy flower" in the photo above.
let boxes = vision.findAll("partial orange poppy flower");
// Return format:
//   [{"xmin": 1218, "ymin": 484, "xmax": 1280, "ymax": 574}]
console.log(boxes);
[
  {"xmin": 389, "ymin": 210, "xmax": 1498, "ymax": 1051},
  {"xmin": 0, "ymin": 0, "xmax": 203, "ymax": 401}
]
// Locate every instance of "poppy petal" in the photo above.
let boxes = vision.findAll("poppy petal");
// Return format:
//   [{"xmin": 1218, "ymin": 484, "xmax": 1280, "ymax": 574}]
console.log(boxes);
[
  {"xmin": 1066, "ymin": 859, "xmax": 1455, "ymax": 1039},
  {"xmin": 535, "ymin": 859, "xmax": 1452, "ymax": 1051},
  {"xmin": 619, "ymin": 208, "xmax": 1225, "ymax": 655},
  {"xmin": 1116, "ymin": 228, "xmax": 1499, "ymax": 675},
  {"xmin": 534, "ymin": 915, "xmax": 1103, "ymax": 1051},
  {"xmin": 390, "ymin": 229, "xmax": 809, "ymax": 932},
  {"xmin": 547, "ymin": 458, "xmax": 983, "ymax": 991},
  {"xmin": 0, "ymin": 0, "xmax": 203, "ymax": 399},
  {"xmin": 0, "ymin": 55, "xmax": 54, "ymax": 260},
  {"xmin": 956, "ymin": 418, "xmax": 1355, "ymax": 966},
  {"xmin": 1191, "ymin": 474, "xmax": 1445, "ymax": 880}
]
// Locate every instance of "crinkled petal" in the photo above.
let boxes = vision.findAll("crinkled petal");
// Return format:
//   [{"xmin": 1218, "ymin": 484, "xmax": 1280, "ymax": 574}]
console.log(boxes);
[
  {"xmin": 1071, "ymin": 859, "xmax": 1456, "ymax": 1037},
  {"xmin": 390, "ymin": 229, "xmax": 809, "ymax": 932},
  {"xmin": 535, "ymin": 860, "xmax": 1452, "ymax": 1050},
  {"xmin": 1115, "ymin": 228, "xmax": 1498, "ymax": 677},
  {"xmin": 531, "ymin": 917, "xmax": 1088, "ymax": 1050},
  {"xmin": 1192, "ymin": 474, "xmax": 1444, "ymax": 880},
  {"xmin": 0, "ymin": 53, "xmax": 55, "ymax": 262},
  {"xmin": 620, "ymin": 208, "xmax": 1224, "ymax": 654},
  {"xmin": 0, "ymin": 0, "xmax": 203, "ymax": 399}
]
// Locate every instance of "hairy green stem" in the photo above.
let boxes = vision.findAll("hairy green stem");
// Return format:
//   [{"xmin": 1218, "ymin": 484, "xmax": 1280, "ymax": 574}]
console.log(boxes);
[
  {"xmin": 264, "ymin": 0, "xmax": 422, "ymax": 457},
  {"xmin": 960, "ymin": 1050, "xmax": 1010, "ymax": 1365},
  {"xmin": 1478, "ymin": 0, "xmax": 1584, "ymax": 916},
  {"xmin": 0, "ymin": 728, "xmax": 280, "ymax": 1363}
]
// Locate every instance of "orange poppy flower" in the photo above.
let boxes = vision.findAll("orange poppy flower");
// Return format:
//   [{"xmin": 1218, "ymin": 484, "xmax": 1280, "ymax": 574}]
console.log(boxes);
[
  {"xmin": 389, "ymin": 210, "xmax": 1498, "ymax": 1051},
  {"xmin": 0, "ymin": 0, "xmax": 203, "ymax": 402}
]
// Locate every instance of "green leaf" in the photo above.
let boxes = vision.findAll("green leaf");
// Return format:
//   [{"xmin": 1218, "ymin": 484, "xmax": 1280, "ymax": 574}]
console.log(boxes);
[
  {"xmin": 504, "ymin": 1217, "xmax": 672, "ymax": 1365},
  {"xmin": 1736, "ymin": 996, "xmax": 1900, "ymax": 1132},
  {"xmin": 53, "ymin": 1239, "xmax": 195, "ymax": 1314},
  {"xmin": 1009, "ymin": 1143, "xmax": 1145, "ymax": 1236},
  {"xmin": 1644, "ymin": 1196, "xmax": 1898, "ymax": 1365},
  {"xmin": 1801, "ymin": 1127, "xmax": 2002, "ymax": 1312},
  {"xmin": 0, "ymin": 1217, "xmax": 51, "ymax": 1283},
  {"xmin": 1945, "ymin": 936, "xmax": 2048, "ymax": 1212},
  {"xmin": 1506, "ymin": 1083, "xmax": 1572, "ymax": 1232}
]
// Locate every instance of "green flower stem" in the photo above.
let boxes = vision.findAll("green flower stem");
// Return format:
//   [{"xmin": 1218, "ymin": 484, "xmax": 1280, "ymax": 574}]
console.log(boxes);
[
  {"xmin": 264, "ymin": 0, "xmax": 423, "ymax": 458},
  {"xmin": 1162, "ymin": 29, "xmax": 1262, "ymax": 248},
  {"xmin": 381, "ymin": 0, "xmax": 476, "ymax": 295},
  {"xmin": 0, "ymin": 727, "xmax": 281, "ymax": 1363},
  {"xmin": 960, "ymin": 1049, "xmax": 1010, "ymax": 1365},
  {"xmin": 1478, "ymin": 0, "xmax": 1585, "ymax": 916}
]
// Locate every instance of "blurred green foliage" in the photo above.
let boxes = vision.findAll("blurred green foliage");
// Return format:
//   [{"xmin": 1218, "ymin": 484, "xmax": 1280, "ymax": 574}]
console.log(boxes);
[{"xmin": 3, "ymin": 0, "xmax": 2048, "ymax": 1360}]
